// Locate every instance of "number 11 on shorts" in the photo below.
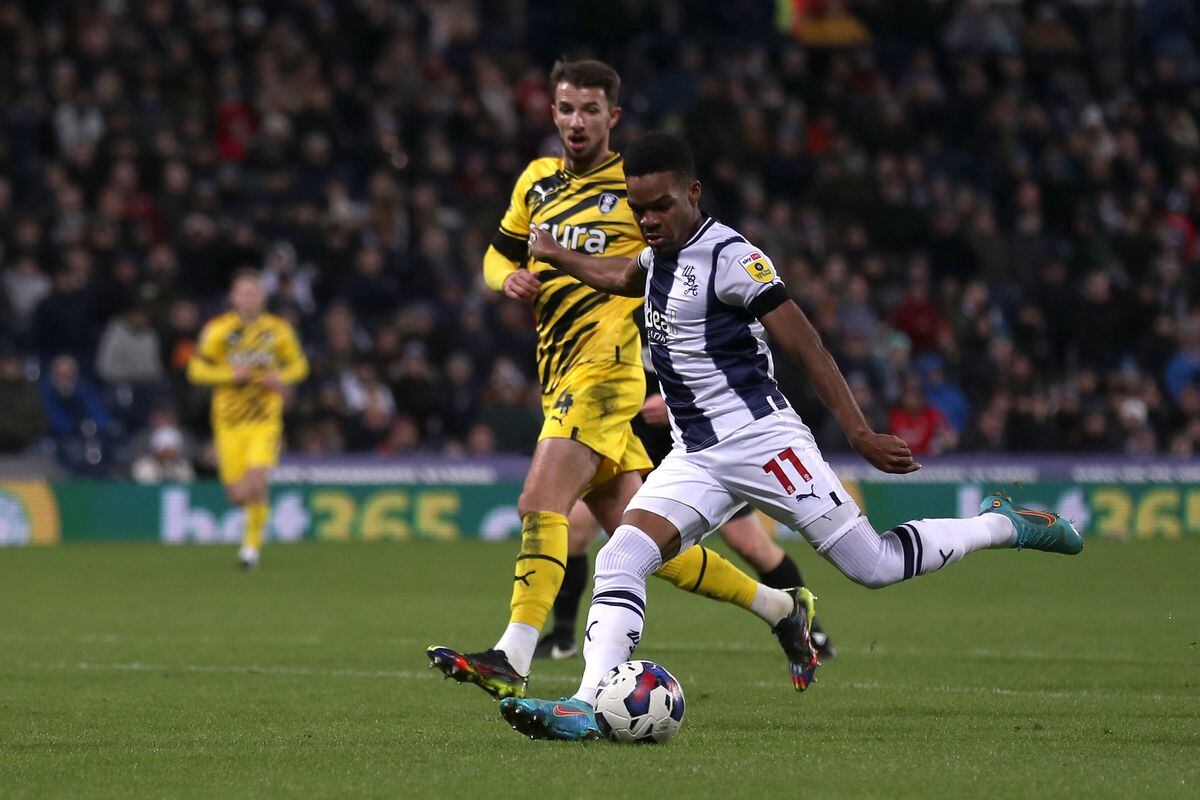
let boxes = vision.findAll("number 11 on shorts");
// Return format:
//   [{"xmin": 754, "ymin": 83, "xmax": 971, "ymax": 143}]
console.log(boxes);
[{"xmin": 762, "ymin": 447, "xmax": 813, "ymax": 495}]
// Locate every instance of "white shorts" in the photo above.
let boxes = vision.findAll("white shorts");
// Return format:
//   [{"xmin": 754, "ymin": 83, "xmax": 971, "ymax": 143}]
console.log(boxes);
[{"xmin": 626, "ymin": 410, "xmax": 854, "ymax": 549}]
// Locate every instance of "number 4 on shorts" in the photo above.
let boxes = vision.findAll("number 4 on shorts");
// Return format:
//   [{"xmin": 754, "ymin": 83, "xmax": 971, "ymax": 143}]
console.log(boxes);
[{"xmin": 762, "ymin": 447, "xmax": 812, "ymax": 495}]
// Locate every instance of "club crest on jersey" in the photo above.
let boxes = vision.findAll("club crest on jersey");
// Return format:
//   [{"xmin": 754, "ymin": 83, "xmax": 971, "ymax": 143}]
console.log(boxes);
[
  {"xmin": 738, "ymin": 251, "xmax": 776, "ymax": 283},
  {"xmin": 598, "ymin": 192, "xmax": 619, "ymax": 214}
]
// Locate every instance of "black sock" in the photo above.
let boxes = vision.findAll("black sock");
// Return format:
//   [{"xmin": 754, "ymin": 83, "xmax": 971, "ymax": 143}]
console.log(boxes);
[
  {"xmin": 759, "ymin": 554, "xmax": 804, "ymax": 590},
  {"xmin": 551, "ymin": 554, "xmax": 588, "ymax": 640}
]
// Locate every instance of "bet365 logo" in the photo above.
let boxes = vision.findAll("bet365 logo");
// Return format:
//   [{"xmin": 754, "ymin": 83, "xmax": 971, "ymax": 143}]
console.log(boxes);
[{"xmin": 160, "ymin": 488, "xmax": 308, "ymax": 543}]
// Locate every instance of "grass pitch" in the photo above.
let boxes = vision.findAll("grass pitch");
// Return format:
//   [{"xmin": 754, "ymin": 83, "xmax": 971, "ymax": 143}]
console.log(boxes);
[{"xmin": 1, "ymin": 536, "xmax": 1197, "ymax": 799}]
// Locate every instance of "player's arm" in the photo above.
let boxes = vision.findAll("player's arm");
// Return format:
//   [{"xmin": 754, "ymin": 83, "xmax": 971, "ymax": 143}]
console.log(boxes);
[
  {"xmin": 760, "ymin": 301, "xmax": 919, "ymax": 475},
  {"xmin": 275, "ymin": 324, "xmax": 309, "ymax": 384},
  {"xmin": 528, "ymin": 228, "xmax": 646, "ymax": 297},
  {"xmin": 186, "ymin": 322, "xmax": 244, "ymax": 386},
  {"xmin": 483, "ymin": 168, "xmax": 541, "ymax": 303},
  {"xmin": 260, "ymin": 323, "xmax": 308, "ymax": 392}
]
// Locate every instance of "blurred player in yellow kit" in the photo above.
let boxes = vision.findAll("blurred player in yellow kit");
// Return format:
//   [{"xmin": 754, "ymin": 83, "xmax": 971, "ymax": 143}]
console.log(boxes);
[{"xmin": 187, "ymin": 270, "xmax": 308, "ymax": 568}]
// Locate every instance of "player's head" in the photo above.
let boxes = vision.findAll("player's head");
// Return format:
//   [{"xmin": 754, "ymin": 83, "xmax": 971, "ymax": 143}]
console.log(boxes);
[
  {"xmin": 550, "ymin": 59, "xmax": 621, "ymax": 166},
  {"xmin": 230, "ymin": 269, "xmax": 266, "ymax": 319},
  {"xmin": 624, "ymin": 132, "xmax": 702, "ymax": 255}
]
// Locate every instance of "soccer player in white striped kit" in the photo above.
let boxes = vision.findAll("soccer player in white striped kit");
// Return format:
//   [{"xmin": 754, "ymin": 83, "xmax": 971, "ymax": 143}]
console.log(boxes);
[{"xmin": 501, "ymin": 132, "xmax": 1083, "ymax": 741}]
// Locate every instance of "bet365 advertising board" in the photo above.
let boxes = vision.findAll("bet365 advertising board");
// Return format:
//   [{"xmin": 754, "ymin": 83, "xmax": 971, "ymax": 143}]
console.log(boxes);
[{"xmin": 2, "ymin": 456, "xmax": 1198, "ymax": 546}]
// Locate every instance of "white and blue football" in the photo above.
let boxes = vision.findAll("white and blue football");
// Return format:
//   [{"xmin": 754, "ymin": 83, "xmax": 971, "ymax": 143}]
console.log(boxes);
[{"xmin": 594, "ymin": 660, "xmax": 685, "ymax": 743}]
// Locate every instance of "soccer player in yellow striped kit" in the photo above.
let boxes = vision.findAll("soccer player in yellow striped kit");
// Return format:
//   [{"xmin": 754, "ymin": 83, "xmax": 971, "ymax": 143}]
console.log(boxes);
[
  {"xmin": 188, "ymin": 270, "xmax": 308, "ymax": 568},
  {"xmin": 427, "ymin": 60, "xmax": 819, "ymax": 698}
]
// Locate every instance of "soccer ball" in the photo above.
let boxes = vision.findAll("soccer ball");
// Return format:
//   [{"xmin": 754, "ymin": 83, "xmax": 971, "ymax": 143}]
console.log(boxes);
[{"xmin": 593, "ymin": 660, "xmax": 685, "ymax": 743}]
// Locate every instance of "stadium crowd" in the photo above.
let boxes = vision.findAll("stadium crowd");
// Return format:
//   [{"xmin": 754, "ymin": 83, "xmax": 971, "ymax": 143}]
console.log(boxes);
[{"xmin": 1, "ymin": 0, "xmax": 1198, "ymax": 477}]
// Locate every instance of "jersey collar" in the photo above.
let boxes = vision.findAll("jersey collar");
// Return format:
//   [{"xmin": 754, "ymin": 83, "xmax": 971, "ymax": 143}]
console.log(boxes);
[
  {"xmin": 681, "ymin": 215, "xmax": 716, "ymax": 251},
  {"xmin": 562, "ymin": 152, "xmax": 622, "ymax": 179}
]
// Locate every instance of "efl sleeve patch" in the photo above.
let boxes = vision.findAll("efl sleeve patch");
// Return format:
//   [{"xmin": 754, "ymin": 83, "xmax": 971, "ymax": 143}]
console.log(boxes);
[{"xmin": 738, "ymin": 251, "xmax": 776, "ymax": 283}]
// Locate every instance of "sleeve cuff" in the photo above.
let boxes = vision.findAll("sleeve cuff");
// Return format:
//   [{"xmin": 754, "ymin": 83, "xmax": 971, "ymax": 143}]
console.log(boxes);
[{"xmin": 747, "ymin": 284, "xmax": 789, "ymax": 319}]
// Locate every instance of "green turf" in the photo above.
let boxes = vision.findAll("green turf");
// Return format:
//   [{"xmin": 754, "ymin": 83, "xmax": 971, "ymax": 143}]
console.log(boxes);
[{"xmin": 1, "ymin": 537, "xmax": 1197, "ymax": 799}]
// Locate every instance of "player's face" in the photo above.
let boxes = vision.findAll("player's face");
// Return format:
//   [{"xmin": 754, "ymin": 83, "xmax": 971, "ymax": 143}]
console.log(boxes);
[
  {"xmin": 627, "ymin": 172, "xmax": 702, "ymax": 255},
  {"xmin": 230, "ymin": 277, "xmax": 266, "ymax": 318},
  {"xmin": 552, "ymin": 83, "xmax": 619, "ymax": 168}
]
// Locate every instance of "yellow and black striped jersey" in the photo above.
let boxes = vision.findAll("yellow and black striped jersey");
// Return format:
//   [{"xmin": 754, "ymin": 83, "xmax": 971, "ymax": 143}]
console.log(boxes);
[
  {"xmin": 490, "ymin": 153, "xmax": 644, "ymax": 393},
  {"xmin": 187, "ymin": 312, "xmax": 308, "ymax": 427}
]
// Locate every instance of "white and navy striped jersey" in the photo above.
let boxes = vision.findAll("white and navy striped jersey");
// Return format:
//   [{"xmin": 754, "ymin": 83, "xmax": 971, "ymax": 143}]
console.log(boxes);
[{"xmin": 636, "ymin": 217, "xmax": 795, "ymax": 452}]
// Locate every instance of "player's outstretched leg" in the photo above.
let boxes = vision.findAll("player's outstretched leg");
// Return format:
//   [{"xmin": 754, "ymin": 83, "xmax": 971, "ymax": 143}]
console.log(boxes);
[{"xmin": 814, "ymin": 493, "xmax": 1082, "ymax": 589}]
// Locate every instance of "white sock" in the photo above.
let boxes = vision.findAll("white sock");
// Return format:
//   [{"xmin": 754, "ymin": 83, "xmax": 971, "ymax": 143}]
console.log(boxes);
[
  {"xmin": 748, "ymin": 585, "xmax": 794, "ymax": 626},
  {"xmin": 824, "ymin": 515, "xmax": 1014, "ymax": 589},
  {"xmin": 494, "ymin": 623, "xmax": 538, "ymax": 676},
  {"xmin": 885, "ymin": 516, "xmax": 1012, "ymax": 580},
  {"xmin": 573, "ymin": 524, "xmax": 662, "ymax": 705}
]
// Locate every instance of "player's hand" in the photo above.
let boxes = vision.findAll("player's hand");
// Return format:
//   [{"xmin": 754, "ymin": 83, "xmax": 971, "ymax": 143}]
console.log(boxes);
[
  {"xmin": 851, "ymin": 431, "xmax": 921, "ymax": 474},
  {"xmin": 233, "ymin": 365, "xmax": 253, "ymax": 384},
  {"xmin": 528, "ymin": 226, "xmax": 564, "ymax": 264},
  {"xmin": 639, "ymin": 394, "xmax": 670, "ymax": 426},
  {"xmin": 260, "ymin": 371, "xmax": 286, "ymax": 392},
  {"xmin": 503, "ymin": 269, "xmax": 540, "ymax": 304}
]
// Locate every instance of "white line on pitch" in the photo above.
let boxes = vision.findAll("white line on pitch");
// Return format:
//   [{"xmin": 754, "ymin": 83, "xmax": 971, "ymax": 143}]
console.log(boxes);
[
  {"xmin": 4, "ymin": 660, "xmax": 1178, "ymax": 702},
  {"xmin": 3, "ymin": 631, "xmax": 1190, "ymax": 667}
]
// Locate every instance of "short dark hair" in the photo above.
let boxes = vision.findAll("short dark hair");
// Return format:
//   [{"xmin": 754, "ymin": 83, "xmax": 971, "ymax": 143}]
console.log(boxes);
[
  {"xmin": 624, "ymin": 132, "xmax": 695, "ymax": 181},
  {"xmin": 549, "ymin": 59, "xmax": 620, "ymax": 107},
  {"xmin": 232, "ymin": 267, "xmax": 262, "ymax": 285}
]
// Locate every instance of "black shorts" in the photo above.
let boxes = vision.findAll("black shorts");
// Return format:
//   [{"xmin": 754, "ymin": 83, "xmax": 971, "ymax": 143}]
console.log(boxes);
[{"xmin": 631, "ymin": 412, "xmax": 753, "ymax": 521}]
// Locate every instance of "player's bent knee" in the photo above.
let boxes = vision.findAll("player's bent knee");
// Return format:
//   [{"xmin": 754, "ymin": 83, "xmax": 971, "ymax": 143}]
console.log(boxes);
[
  {"xmin": 845, "ymin": 568, "xmax": 893, "ymax": 590},
  {"xmin": 819, "ymin": 515, "xmax": 902, "ymax": 589},
  {"xmin": 517, "ymin": 488, "xmax": 571, "ymax": 519}
]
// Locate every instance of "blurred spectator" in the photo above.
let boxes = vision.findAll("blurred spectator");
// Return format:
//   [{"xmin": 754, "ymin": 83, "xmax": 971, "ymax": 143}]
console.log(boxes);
[
  {"xmin": 890, "ymin": 376, "xmax": 956, "ymax": 457},
  {"xmin": 0, "ymin": 353, "xmax": 47, "ymax": 452},
  {"xmin": 789, "ymin": 0, "xmax": 871, "ymax": 49},
  {"xmin": 890, "ymin": 266, "xmax": 947, "ymax": 356},
  {"xmin": 31, "ymin": 263, "xmax": 100, "ymax": 364},
  {"xmin": 38, "ymin": 355, "xmax": 112, "ymax": 435},
  {"xmin": 96, "ymin": 305, "xmax": 164, "ymax": 386},
  {"xmin": 944, "ymin": 0, "xmax": 1019, "ymax": 57},
  {"xmin": 918, "ymin": 356, "xmax": 970, "ymax": 436},
  {"xmin": 1164, "ymin": 326, "xmax": 1200, "ymax": 403},
  {"xmin": 3, "ymin": 256, "xmax": 52, "ymax": 333},
  {"xmin": 476, "ymin": 359, "xmax": 541, "ymax": 455},
  {"xmin": 132, "ymin": 426, "xmax": 195, "ymax": 484},
  {"xmin": 37, "ymin": 355, "xmax": 115, "ymax": 473}
]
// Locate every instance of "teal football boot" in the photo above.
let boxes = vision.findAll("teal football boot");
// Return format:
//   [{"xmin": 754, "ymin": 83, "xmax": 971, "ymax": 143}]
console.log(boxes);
[
  {"xmin": 979, "ymin": 493, "xmax": 1084, "ymax": 555},
  {"xmin": 499, "ymin": 697, "xmax": 602, "ymax": 741}
]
